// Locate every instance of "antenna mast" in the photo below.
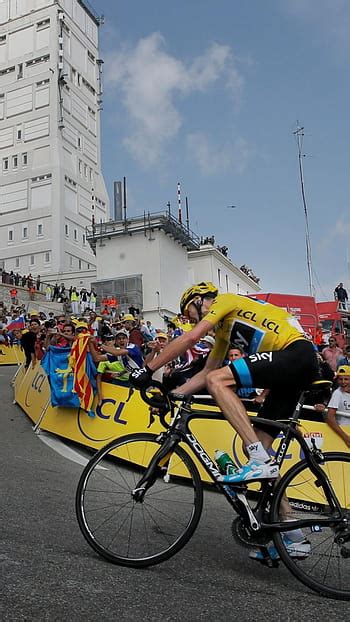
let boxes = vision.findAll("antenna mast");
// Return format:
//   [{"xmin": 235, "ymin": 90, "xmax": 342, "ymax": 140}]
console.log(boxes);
[{"xmin": 293, "ymin": 124, "xmax": 314, "ymax": 297}]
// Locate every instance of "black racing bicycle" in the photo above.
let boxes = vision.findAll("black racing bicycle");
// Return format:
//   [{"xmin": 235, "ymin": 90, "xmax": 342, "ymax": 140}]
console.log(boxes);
[{"xmin": 76, "ymin": 380, "xmax": 350, "ymax": 600}]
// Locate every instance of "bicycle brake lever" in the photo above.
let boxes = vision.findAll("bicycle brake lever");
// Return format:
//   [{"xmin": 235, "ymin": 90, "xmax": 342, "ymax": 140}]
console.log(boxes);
[{"xmin": 126, "ymin": 387, "xmax": 134, "ymax": 402}]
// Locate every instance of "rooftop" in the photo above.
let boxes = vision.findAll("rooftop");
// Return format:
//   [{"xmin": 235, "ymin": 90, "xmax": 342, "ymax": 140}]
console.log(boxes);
[
  {"xmin": 86, "ymin": 211, "xmax": 201, "ymax": 254},
  {"xmin": 77, "ymin": 0, "xmax": 104, "ymax": 26}
]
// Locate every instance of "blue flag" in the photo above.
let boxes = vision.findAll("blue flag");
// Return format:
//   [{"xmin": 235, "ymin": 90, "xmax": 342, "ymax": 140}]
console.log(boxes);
[{"xmin": 41, "ymin": 346, "xmax": 81, "ymax": 408}]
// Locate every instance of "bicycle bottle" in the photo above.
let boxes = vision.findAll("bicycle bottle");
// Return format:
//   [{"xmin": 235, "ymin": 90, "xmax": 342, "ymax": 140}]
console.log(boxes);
[{"xmin": 215, "ymin": 450, "xmax": 237, "ymax": 475}]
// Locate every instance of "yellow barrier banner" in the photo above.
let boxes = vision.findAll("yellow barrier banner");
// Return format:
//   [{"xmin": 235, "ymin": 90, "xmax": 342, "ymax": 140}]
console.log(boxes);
[
  {"xmin": 0, "ymin": 344, "xmax": 25, "ymax": 365},
  {"xmin": 14, "ymin": 363, "xmax": 349, "ymax": 507}
]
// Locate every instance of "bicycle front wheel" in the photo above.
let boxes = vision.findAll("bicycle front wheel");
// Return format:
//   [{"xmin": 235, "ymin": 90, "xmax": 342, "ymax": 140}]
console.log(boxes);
[
  {"xmin": 76, "ymin": 433, "xmax": 203, "ymax": 567},
  {"xmin": 271, "ymin": 452, "xmax": 350, "ymax": 600}
]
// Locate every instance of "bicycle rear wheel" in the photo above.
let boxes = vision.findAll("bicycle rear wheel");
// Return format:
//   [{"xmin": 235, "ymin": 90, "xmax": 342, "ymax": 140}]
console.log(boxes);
[
  {"xmin": 76, "ymin": 433, "xmax": 203, "ymax": 567},
  {"xmin": 271, "ymin": 452, "xmax": 350, "ymax": 600}
]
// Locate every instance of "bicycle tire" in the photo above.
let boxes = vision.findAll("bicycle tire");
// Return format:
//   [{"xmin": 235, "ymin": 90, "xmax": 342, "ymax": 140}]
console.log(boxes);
[
  {"xmin": 271, "ymin": 451, "xmax": 350, "ymax": 600},
  {"xmin": 76, "ymin": 432, "xmax": 203, "ymax": 567}
]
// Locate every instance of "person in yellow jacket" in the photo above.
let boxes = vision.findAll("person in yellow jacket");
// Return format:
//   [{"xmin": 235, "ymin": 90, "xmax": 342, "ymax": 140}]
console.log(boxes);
[{"xmin": 70, "ymin": 287, "xmax": 80, "ymax": 316}]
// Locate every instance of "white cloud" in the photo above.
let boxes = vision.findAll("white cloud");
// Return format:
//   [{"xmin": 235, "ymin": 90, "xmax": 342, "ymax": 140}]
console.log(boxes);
[
  {"xmin": 104, "ymin": 33, "xmax": 244, "ymax": 167},
  {"xmin": 285, "ymin": 0, "xmax": 350, "ymax": 55},
  {"xmin": 186, "ymin": 132, "xmax": 253, "ymax": 176},
  {"xmin": 317, "ymin": 216, "xmax": 350, "ymax": 251}
]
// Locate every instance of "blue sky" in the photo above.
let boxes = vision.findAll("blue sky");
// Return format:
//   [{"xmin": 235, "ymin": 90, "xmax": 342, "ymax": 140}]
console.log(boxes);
[{"xmin": 92, "ymin": 0, "xmax": 350, "ymax": 300}]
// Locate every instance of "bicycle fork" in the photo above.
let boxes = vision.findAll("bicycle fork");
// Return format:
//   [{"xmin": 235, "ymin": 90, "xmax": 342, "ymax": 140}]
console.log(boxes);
[{"xmin": 131, "ymin": 434, "xmax": 180, "ymax": 502}]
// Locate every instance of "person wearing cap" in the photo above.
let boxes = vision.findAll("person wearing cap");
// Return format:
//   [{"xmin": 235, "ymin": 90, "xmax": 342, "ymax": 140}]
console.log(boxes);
[
  {"xmin": 325, "ymin": 366, "xmax": 350, "ymax": 447},
  {"xmin": 101, "ymin": 329, "xmax": 144, "ymax": 370},
  {"xmin": 130, "ymin": 281, "xmax": 319, "ymax": 486},
  {"xmin": 144, "ymin": 333, "xmax": 168, "ymax": 383},
  {"xmin": 89, "ymin": 333, "xmax": 130, "ymax": 404}
]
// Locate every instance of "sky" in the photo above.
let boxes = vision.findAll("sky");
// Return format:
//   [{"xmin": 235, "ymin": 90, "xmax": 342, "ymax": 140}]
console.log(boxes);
[{"xmin": 92, "ymin": 0, "xmax": 350, "ymax": 300}]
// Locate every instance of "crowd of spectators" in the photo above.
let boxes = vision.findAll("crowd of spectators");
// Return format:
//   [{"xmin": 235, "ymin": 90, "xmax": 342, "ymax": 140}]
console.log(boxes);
[{"xmin": 0, "ymin": 292, "xmax": 349, "ymax": 447}]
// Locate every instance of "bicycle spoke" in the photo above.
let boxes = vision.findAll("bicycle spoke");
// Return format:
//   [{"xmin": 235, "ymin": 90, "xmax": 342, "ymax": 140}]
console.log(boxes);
[{"xmin": 76, "ymin": 434, "xmax": 202, "ymax": 566}]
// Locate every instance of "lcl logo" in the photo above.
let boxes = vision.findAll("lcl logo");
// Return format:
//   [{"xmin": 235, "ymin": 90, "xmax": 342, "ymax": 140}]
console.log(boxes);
[
  {"xmin": 31, "ymin": 372, "xmax": 46, "ymax": 393},
  {"xmin": 95, "ymin": 399, "xmax": 127, "ymax": 425}
]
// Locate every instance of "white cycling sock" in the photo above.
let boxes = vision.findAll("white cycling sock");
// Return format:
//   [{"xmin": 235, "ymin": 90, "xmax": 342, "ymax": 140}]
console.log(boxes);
[{"xmin": 246, "ymin": 441, "xmax": 270, "ymax": 464}]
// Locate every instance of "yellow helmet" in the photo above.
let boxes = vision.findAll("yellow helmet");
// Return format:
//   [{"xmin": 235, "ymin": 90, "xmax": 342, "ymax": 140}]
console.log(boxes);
[{"xmin": 180, "ymin": 282, "xmax": 218, "ymax": 315}]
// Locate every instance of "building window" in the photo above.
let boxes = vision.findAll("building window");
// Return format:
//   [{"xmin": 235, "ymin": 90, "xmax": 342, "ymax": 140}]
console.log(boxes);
[
  {"xmin": 8, "ymin": 229, "xmax": 14, "ymax": 242},
  {"xmin": 17, "ymin": 128, "xmax": 22, "ymax": 140},
  {"xmin": 15, "ymin": 257, "xmax": 20, "ymax": 268},
  {"xmin": 65, "ymin": 224, "xmax": 69, "ymax": 236},
  {"xmin": 44, "ymin": 252, "xmax": 50, "ymax": 263},
  {"xmin": 37, "ymin": 223, "xmax": 43, "ymax": 236},
  {"xmin": 84, "ymin": 164, "xmax": 87, "ymax": 178},
  {"xmin": 12, "ymin": 155, "xmax": 18, "ymax": 169},
  {"xmin": 225, "ymin": 274, "xmax": 229, "ymax": 292},
  {"xmin": 82, "ymin": 234, "xmax": 86, "ymax": 246},
  {"xmin": 22, "ymin": 153, "xmax": 28, "ymax": 166},
  {"xmin": 17, "ymin": 63, "xmax": 23, "ymax": 79},
  {"xmin": 74, "ymin": 228, "xmax": 78, "ymax": 241},
  {"xmin": 22, "ymin": 226, "xmax": 28, "ymax": 240},
  {"xmin": 78, "ymin": 160, "xmax": 82, "ymax": 174},
  {"xmin": 87, "ymin": 263, "xmax": 90, "ymax": 270},
  {"xmin": 78, "ymin": 259, "xmax": 82, "ymax": 269},
  {"xmin": 3, "ymin": 157, "xmax": 9, "ymax": 171},
  {"xmin": 217, "ymin": 268, "xmax": 221, "ymax": 287},
  {"xmin": 70, "ymin": 256, "xmax": 73, "ymax": 267},
  {"xmin": 0, "ymin": 35, "xmax": 6, "ymax": 44},
  {"xmin": 30, "ymin": 255, "xmax": 35, "ymax": 265}
]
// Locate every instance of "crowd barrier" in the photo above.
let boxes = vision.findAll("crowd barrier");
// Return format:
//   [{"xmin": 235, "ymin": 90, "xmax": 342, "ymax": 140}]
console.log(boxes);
[
  {"xmin": 12, "ymin": 362, "xmax": 349, "ymax": 508},
  {"xmin": 0, "ymin": 344, "xmax": 25, "ymax": 365}
]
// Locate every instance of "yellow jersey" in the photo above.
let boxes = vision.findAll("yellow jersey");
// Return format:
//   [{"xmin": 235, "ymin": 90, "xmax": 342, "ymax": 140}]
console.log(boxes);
[{"xmin": 203, "ymin": 294, "xmax": 306, "ymax": 361}]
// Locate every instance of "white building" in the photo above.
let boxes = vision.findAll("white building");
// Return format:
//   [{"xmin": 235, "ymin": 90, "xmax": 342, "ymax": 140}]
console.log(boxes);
[
  {"xmin": 0, "ymin": 0, "xmax": 109, "ymax": 287},
  {"xmin": 88, "ymin": 212, "xmax": 261, "ymax": 326}
]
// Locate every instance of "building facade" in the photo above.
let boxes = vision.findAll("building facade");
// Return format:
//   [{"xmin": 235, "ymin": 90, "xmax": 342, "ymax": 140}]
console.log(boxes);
[
  {"xmin": 0, "ymin": 0, "xmax": 108, "ymax": 286},
  {"xmin": 87, "ymin": 212, "xmax": 261, "ymax": 326}
]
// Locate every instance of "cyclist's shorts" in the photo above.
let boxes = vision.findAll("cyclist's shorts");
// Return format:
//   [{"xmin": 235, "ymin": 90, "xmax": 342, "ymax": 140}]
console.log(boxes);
[{"xmin": 229, "ymin": 340, "xmax": 319, "ymax": 438}]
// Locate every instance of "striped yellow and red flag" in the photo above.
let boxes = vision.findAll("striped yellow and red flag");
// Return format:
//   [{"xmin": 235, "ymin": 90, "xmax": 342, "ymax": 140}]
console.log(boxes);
[{"xmin": 69, "ymin": 333, "xmax": 95, "ymax": 412}]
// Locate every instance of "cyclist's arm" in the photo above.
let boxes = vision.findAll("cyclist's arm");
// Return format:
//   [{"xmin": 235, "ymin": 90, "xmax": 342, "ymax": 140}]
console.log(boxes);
[
  {"xmin": 173, "ymin": 353, "xmax": 223, "ymax": 395},
  {"xmin": 147, "ymin": 320, "xmax": 213, "ymax": 372},
  {"xmin": 325, "ymin": 408, "xmax": 350, "ymax": 447}
]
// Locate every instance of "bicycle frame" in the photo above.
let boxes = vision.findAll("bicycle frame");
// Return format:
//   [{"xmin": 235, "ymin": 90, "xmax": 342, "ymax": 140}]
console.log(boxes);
[{"xmin": 135, "ymin": 396, "xmax": 345, "ymax": 534}]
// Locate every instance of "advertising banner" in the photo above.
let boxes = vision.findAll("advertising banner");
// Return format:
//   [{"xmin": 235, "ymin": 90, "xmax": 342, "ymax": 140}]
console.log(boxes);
[{"xmin": 13, "ymin": 364, "xmax": 349, "ymax": 506}]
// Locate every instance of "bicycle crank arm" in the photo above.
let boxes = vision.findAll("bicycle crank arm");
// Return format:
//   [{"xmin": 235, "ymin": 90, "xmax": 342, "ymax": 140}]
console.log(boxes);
[{"xmin": 236, "ymin": 492, "xmax": 260, "ymax": 531}]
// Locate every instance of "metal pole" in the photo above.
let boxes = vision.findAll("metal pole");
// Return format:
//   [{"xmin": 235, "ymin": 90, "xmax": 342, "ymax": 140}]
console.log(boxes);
[{"xmin": 294, "ymin": 124, "xmax": 314, "ymax": 297}]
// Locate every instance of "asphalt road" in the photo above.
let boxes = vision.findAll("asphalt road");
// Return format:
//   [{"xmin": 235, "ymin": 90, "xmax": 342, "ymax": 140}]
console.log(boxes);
[{"xmin": 0, "ymin": 366, "xmax": 349, "ymax": 621}]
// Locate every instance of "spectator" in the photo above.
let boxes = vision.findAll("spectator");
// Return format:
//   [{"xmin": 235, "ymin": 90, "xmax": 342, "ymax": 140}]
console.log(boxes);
[
  {"xmin": 325, "ymin": 366, "xmax": 350, "ymax": 447},
  {"xmin": 70, "ymin": 287, "xmax": 80, "ymax": 316},
  {"xmin": 88, "ymin": 311, "xmax": 100, "ymax": 337},
  {"xmin": 14, "ymin": 272, "xmax": 20, "ymax": 286},
  {"xmin": 58, "ymin": 283, "xmax": 66, "ymax": 302},
  {"xmin": 28, "ymin": 284, "xmax": 36, "ymax": 301},
  {"xmin": 89, "ymin": 289, "xmax": 97, "ymax": 312},
  {"xmin": 226, "ymin": 343, "xmax": 245, "ymax": 362},
  {"xmin": 101, "ymin": 328, "xmax": 144, "ymax": 370},
  {"xmin": 45, "ymin": 284, "xmax": 52, "ymax": 301},
  {"xmin": 21, "ymin": 318, "xmax": 41, "ymax": 368},
  {"xmin": 321, "ymin": 336, "xmax": 343, "ymax": 372},
  {"xmin": 36, "ymin": 275, "xmax": 41, "ymax": 291},
  {"xmin": 89, "ymin": 334, "xmax": 129, "ymax": 404},
  {"xmin": 52, "ymin": 283, "xmax": 59, "ymax": 301},
  {"xmin": 144, "ymin": 332, "xmax": 169, "ymax": 382},
  {"xmin": 80, "ymin": 289, "xmax": 89, "ymax": 313},
  {"xmin": 334, "ymin": 282, "xmax": 348, "ymax": 310},
  {"xmin": 21, "ymin": 275, "xmax": 27, "ymax": 287},
  {"xmin": 337, "ymin": 345, "xmax": 350, "ymax": 368},
  {"xmin": 9, "ymin": 287, "xmax": 17, "ymax": 304},
  {"xmin": 128, "ymin": 319, "xmax": 144, "ymax": 350},
  {"xmin": 101, "ymin": 305, "xmax": 110, "ymax": 316}
]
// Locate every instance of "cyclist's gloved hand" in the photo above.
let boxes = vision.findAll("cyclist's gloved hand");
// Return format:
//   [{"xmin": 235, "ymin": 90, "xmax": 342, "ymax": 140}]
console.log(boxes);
[{"xmin": 129, "ymin": 365, "xmax": 153, "ymax": 389}]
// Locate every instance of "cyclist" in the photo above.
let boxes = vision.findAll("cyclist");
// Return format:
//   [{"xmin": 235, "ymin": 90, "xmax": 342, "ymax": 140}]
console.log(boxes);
[{"xmin": 130, "ymin": 282, "xmax": 319, "ymax": 483}]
